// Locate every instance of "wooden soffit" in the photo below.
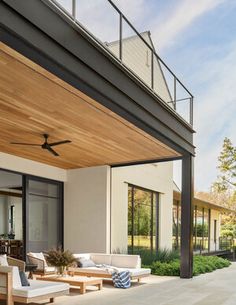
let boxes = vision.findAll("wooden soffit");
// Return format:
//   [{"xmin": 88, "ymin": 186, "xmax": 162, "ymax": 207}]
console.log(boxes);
[{"xmin": 0, "ymin": 43, "xmax": 180, "ymax": 169}]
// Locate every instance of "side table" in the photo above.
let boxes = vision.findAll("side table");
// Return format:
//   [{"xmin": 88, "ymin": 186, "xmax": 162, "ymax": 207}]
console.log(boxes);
[{"xmin": 25, "ymin": 264, "xmax": 38, "ymax": 279}]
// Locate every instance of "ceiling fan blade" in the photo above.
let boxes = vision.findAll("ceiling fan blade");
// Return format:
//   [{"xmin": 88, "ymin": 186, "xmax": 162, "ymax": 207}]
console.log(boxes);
[
  {"xmin": 10, "ymin": 142, "xmax": 41, "ymax": 146},
  {"xmin": 46, "ymin": 145, "xmax": 59, "ymax": 156},
  {"xmin": 49, "ymin": 140, "xmax": 71, "ymax": 147}
]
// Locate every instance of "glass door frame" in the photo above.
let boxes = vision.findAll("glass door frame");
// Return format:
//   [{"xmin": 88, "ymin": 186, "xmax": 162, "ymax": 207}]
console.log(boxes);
[{"xmin": 0, "ymin": 168, "xmax": 64, "ymax": 260}]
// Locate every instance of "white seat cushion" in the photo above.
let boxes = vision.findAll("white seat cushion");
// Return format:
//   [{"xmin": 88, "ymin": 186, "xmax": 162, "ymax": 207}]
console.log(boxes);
[
  {"xmin": 115, "ymin": 267, "xmax": 151, "ymax": 277},
  {"xmin": 69, "ymin": 266, "xmax": 110, "ymax": 275},
  {"xmin": 12, "ymin": 280, "xmax": 69, "ymax": 298},
  {"xmin": 69, "ymin": 266, "xmax": 151, "ymax": 277}
]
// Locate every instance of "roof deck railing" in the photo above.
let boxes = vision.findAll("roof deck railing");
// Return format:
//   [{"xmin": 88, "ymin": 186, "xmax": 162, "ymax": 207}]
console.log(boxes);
[{"xmin": 47, "ymin": 0, "xmax": 194, "ymax": 126}]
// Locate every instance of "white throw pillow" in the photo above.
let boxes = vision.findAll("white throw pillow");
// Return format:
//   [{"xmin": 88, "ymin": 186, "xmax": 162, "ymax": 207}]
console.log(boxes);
[{"xmin": 0, "ymin": 254, "xmax": 8, "ymax": 266}]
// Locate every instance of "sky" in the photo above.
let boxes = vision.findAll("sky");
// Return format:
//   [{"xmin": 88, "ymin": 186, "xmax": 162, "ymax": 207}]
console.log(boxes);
[{"xmin": 57, "ymin": 0, "xmax": 236, "ymax": 192}]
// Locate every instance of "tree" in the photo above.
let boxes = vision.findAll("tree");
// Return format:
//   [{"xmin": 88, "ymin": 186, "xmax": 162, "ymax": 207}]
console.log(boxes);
[
  {"xmin": 210, "ymin": 138, "xmax": 236, "ymax": 225},
  {"xmin": 213, "ymin": 137, "xmax": 236, "ymax": 192}
]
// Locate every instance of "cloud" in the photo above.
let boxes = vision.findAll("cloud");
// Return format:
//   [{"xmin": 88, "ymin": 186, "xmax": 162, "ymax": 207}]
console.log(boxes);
[{"xmin": 151, "ymin": 0, "xmax": 226, "ymax": 51}]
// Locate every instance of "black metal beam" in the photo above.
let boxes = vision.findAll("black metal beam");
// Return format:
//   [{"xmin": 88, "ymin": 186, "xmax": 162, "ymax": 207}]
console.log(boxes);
[
  {"xmin": 180, "ymin": 154, "xmax": 194, "ymax": 278},
  {"xmin": 111, "ymin": 156, "xmax": 182, "ymax": 168},
  {"xmin": 0, "ymin": 0, "xmax": 195, "ymax": 156}
]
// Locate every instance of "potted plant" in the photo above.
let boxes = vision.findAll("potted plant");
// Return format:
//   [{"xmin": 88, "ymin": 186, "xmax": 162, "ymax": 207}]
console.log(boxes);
[{"xmin": 46, "ymin": 248, "xmax": 77, "ymax": 276}]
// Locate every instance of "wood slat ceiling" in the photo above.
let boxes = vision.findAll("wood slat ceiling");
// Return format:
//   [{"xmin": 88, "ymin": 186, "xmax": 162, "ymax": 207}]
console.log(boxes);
[{"xmin": 0, "ymin": 43, "xmax": 180, "ymax": 169}]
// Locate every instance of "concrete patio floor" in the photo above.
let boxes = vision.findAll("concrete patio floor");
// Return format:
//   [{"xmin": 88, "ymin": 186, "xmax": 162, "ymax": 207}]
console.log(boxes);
[{"xmin": 3, "ymin": 263, "xmax": 236, "ymax": 305}]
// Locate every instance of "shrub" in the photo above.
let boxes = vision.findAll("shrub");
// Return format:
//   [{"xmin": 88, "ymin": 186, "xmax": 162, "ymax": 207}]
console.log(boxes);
[
  {"xmin": 137, "ymin": 248, "xmax": 180, "ymax": 265},
  {"xmin": 150, "ymin": 260, "xmax": 180, "ymax": 276},
  {"xmin": 193, "ymin": 255, "xmax": 230, "ymax": 275},
  {"xmin": 144, "ymin": 255, "xmax": 231, "ymax": 277}
]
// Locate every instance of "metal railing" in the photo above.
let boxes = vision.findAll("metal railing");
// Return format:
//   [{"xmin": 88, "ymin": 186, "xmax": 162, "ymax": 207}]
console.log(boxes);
[
  {"xmin": 219, "ymin": 237, "xmax": 233, "ymax": 251},
  {"xmin": 48, "ymin": 0, "xmax": 194, "ymax": 125}
]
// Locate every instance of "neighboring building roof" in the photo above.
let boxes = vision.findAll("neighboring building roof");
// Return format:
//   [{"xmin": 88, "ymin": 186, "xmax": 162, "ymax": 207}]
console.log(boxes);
[
  {"xmin": 173, "ymin": 190, "xmax": 236, "ymax": 214},
  {"xmin": 105, "ymin": 31, "xmax": 172, "ymax": 104}
]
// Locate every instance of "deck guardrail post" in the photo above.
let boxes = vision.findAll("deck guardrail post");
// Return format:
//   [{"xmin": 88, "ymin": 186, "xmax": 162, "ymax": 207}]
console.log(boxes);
[
  {"xmin": 190, "ymin": 96, "xmax": 193, "ymax": 125},
  {"xmin": 72, "ymin": 0, "xmax": 76, "ymax": 20},
  {"xmin": 174, "ymin": 77, "xmax": 177, "ymax": 110},
  {"xmin": 119, "ymin": 13, "xmax": 123, "ymax": 61}
]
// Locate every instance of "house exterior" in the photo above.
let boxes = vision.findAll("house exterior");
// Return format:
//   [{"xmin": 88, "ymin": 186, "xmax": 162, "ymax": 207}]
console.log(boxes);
[
  {"xmin": 173, "ymin": 183, "xmax": 234, "ymax": 254},
  {"xmin": 0, "ymin": 0, "xmax": 195, "ymax": 278}
]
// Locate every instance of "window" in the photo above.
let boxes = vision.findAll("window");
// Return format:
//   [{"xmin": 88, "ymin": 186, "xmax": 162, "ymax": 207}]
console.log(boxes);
[
  {"xmin": 173, "ymin": 202, "xmax": 210, "ymax": 253},
  {"xmin": 172, "ymin": 200, "xmax": 181, "ymax": 249},
  {"xmin": 128, "ymin": 185, "xmax": 159, "ymax": 256},
  {"xmin": 193, "ymin": 206, "xmax": 210, "ymax": 253}
]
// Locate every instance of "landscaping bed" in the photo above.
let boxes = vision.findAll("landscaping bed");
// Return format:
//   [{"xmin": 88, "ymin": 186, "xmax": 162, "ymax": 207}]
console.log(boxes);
[{"xmin": 141, "ymin": 249, "xmax": 231, "ymax": 276}]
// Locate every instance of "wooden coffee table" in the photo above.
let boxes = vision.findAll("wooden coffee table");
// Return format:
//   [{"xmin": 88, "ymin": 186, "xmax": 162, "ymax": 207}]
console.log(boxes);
[{"xmin": 37, "ymin": 275, "xmax": 103, "ymax": 294}]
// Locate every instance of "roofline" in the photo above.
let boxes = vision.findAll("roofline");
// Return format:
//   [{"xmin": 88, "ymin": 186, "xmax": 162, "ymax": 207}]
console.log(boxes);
[{"xmin": 173, "ymin": 190, "xmax": 236, "ymax": 214}]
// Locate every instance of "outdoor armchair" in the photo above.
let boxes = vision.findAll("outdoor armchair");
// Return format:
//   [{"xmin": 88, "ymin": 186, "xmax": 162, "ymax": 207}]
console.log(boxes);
[{"xmin": 26, "ymin": 252, "xmax": 56, "ymax": 276}]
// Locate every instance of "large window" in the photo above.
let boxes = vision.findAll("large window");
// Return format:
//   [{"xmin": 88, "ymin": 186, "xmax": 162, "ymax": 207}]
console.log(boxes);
[
  {"xmin": 193, "ymin": 206, "xmax": 210, "ymax": 252},
  {"xmin": 128, "ymin": 185, "xmax": 159, "ymax": 255}
]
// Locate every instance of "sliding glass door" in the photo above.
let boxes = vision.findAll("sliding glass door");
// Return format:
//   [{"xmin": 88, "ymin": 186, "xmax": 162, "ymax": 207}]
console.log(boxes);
[{"xmin": 25, "ymin": 176, "xmax": 63, "ymax": 254}]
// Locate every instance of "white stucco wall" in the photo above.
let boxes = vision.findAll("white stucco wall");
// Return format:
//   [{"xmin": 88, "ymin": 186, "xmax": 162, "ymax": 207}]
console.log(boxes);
[
  {"xmin": 0, "ymin": 152, "xmax": 67, "ymax": 182},
  {"xmin": 111, "ymin": 162, "xmax": 173, "ymax": 253},
  {"xmin": 64, "ymin": 166, "xmax": 111, "ymax": 254},
  {"xmin": 209, "ymin": 209, "xmax": 221, "ymax": 251}
]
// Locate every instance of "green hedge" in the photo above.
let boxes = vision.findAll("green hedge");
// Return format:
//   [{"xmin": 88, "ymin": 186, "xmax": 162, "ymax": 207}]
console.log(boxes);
[{"xmin": 143, "ymin": 255, "xmax": 231, "ymax": 276}]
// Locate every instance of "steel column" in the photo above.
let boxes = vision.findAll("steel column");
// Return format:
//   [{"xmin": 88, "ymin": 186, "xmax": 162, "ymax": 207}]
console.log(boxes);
[{"xmin": 180, "ymin": 153, "xmax": 194, "ymax": 278}]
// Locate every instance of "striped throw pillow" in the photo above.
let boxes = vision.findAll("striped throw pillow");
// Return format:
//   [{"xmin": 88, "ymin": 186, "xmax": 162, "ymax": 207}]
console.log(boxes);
[{"xmin": 112, "ymin": 271, "xmax": 131, "ymax": 288}]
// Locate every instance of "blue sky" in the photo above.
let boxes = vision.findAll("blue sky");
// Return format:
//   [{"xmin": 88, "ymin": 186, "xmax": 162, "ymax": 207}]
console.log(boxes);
[{"xmin": 57, "ymin": 0, "xmax": 236, "ymax": 191}]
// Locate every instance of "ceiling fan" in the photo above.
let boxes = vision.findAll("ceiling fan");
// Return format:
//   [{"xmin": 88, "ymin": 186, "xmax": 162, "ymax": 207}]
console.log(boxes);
[{"xmin": 10, "ymin": 134, "xmax": 71, "ymax": 157}]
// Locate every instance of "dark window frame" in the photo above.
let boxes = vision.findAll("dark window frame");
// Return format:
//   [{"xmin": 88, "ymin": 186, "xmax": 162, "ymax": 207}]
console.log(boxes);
[
  {"xmin": 128, "ymin": 184, "xmax": 159, "ymax": 254},
  {"xmin": 173, "ymin": 203, "xmax": 211, "ymax": 253}
]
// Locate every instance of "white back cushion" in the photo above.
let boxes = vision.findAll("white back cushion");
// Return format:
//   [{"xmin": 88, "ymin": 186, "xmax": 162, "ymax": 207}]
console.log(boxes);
[
  {"xmin": 90, "ymin": 254, "xmax": 112, "ymax": 265},
  {"xmin": 73, "ymin": 253, "xmax": 91, "ymax": 260},
  {"xmin": 111, "ymin": 254, "xmax": 141, "ymax": 268},
  {"xmin": 0, "ymin": 254, "xmax": 8, "ymax": 266},
  {"xmin": 0, "ymin": 266, "xmax": 22, "ymax": 288}
]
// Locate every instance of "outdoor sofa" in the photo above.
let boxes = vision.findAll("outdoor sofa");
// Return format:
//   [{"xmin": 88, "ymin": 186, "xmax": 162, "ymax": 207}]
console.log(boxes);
[{"xmin": 68, "ymin": 253, "xmax": 151, "ymax": 282}]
